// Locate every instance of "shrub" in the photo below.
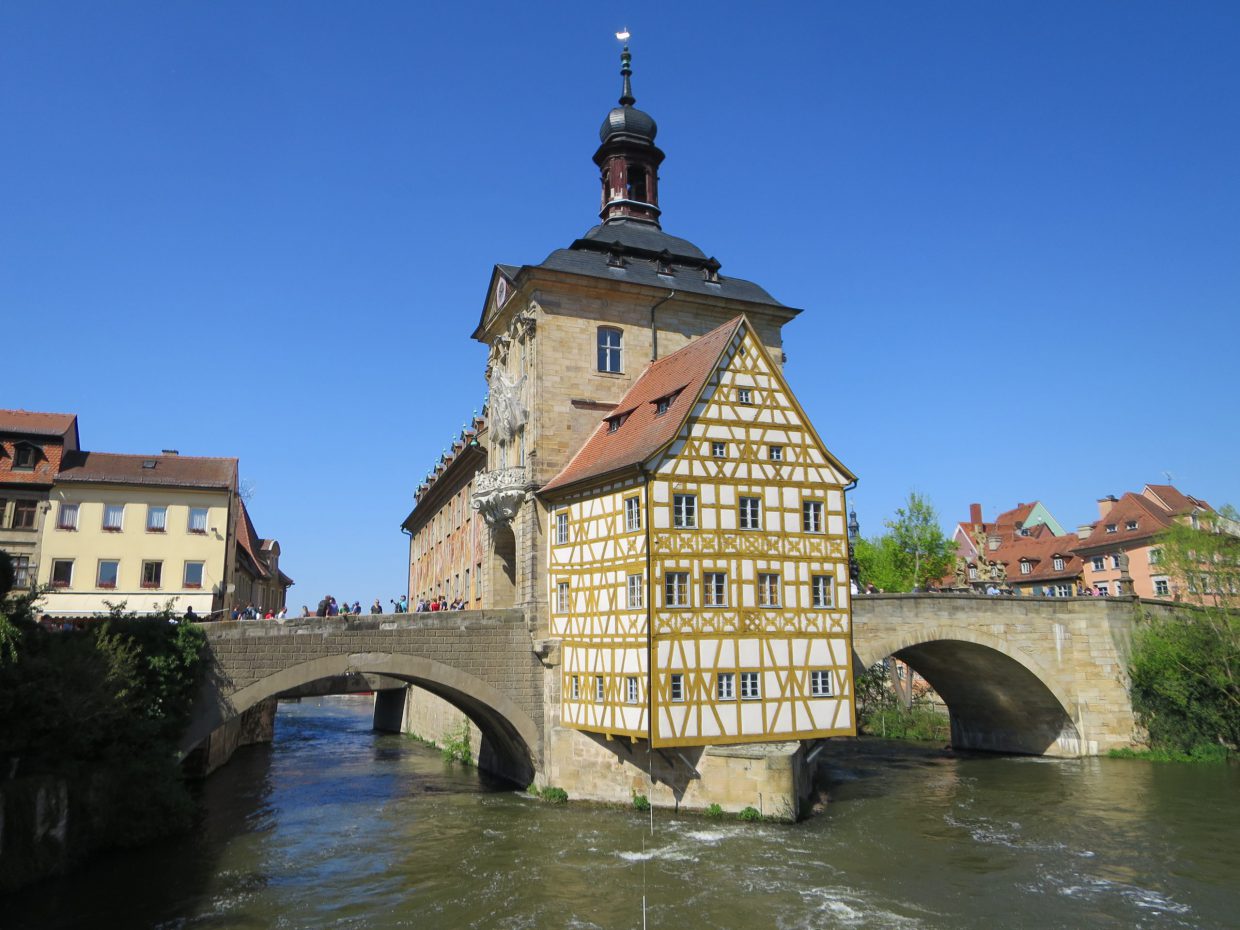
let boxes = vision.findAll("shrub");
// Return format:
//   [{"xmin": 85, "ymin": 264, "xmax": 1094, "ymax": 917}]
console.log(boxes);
[
  {"xmin": 539, "ymin": 786, "xmax": 569, "ymax": 804},
  {"xmin": 705, "ymin": 803, "xmax": 724, "ymax": 819},
  {"xmin": 439, "ymin": 718, "xmax": 473, "ymax": 765},
  {"xmin": 737, "ymin": 805, "xmax": 763, "ymax": 822},
  {"xmin": 631, "ymin": 792, "xmax": 650, "ymax": 811}
]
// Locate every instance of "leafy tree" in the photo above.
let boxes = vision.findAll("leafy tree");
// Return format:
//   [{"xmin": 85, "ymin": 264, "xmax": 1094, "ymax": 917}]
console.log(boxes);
[
  {"xmin": 885, "ymin": 492, "xmax": 956, "ymax": 591},
  {"xmin": 853, "ymin": 535, "xmax": 908, "ymax": 593},
  {"xmin": 1128, "ymin": 504, "xmax": 1240, "ymax": 754}
]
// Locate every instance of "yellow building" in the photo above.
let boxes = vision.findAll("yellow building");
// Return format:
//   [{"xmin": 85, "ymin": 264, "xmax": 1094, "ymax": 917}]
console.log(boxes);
[{"xmin": 541, "ymin": 317, "xmax": 856, "ymax": 746}]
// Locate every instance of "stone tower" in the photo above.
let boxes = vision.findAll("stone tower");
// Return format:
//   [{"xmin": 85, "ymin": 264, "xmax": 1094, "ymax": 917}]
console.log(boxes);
[{"xmin": 466, "ymin": 45, "xmax": 805, "ymax": 630}]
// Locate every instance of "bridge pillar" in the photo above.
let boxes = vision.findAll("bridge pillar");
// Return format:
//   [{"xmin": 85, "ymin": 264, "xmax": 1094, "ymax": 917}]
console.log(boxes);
[{"xmin": 372, "ymin": 687, "xmax": 408, "ymax": 733}]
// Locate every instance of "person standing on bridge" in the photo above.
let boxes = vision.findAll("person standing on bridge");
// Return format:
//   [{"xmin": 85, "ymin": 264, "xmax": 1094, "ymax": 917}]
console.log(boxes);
[{"xmin": 371, "ymin": 598, "xmax": 382, "ymax": 614}]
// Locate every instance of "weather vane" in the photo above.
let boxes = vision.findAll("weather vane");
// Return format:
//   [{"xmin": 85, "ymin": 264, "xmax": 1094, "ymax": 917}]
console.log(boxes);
[{"xmin": 616, "ymin": 28, "xmax": 630, "ymax": 43}]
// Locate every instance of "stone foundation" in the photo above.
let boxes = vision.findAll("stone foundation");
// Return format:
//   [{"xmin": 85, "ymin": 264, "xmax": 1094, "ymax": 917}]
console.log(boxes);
[{"xmin": 182, "ymin": 698, "xmax": 277, "ymax": 778}]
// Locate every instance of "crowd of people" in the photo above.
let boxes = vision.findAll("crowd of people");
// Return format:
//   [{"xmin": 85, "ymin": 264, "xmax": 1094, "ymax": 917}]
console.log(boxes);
[{"xmin": 228, "ymin": 603, "xmax": 287, "ymax": 620}]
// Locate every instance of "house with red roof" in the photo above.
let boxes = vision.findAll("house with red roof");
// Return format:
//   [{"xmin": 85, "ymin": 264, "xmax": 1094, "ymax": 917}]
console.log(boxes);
[{"xmin": 0, "ymin": 408, "xmax": 291, "ymax": 618}]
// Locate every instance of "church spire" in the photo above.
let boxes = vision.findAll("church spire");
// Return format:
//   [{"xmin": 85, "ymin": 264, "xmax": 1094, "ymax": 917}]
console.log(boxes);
[{"xmin": 594, "ymin": 40, "xmax": 665, "ymax": 226}]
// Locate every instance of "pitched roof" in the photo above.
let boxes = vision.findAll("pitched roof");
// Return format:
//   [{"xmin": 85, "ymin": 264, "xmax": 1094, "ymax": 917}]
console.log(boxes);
[
  {"xmin": 0, "ymin": 409, "xmax": 78, "ymax": 439},
  {"xmin": 234, "ymin": 499, "xmax": 268, "ymax": 579},
  {"xmin": 995, "ymin": 533, "xmax": 1083, "ymax": 583},
  {"xmin": 540, "ymin": 316, "xmax": 744, "ymax": 494},
  {"xmin": 57, "ymin": 451, "xmax": 237, "ymax": 490},
  {"xmin": 1143, "ymin": 484, "xmax": 1210, "ymax": 515},
  {"xmin": 1075, "ymin": 491, "xmax": 1179, "ymax": 552}
]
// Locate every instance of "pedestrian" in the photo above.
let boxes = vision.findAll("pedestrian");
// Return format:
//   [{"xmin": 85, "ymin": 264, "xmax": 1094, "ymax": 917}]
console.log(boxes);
[
  {"xmin": 352, "ymin": 601, "xmax": 361, "ymax": 615},
  {"xmin": 371, "ymin": 598, "xmax": 383, "ymax": 614},
  {"xmin": 184, "ymin": 605, "xmax": 197, "ymax": 622},
  {"xmin": 316, "ymin": 597, "xmax": 329, "ymax": 617}
]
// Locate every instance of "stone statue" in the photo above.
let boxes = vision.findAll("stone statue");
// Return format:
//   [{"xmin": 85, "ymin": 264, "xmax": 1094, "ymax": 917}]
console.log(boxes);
[{"xmin": 488, "ymin": 368, "xmax": 527, "ymax": 444}]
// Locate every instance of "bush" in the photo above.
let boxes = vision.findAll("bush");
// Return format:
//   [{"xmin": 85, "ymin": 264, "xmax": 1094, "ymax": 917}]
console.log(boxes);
[
  {"xmin": 1128, "ymin": 605, "xmax": 1239, "ymax": 754},
  {"xmin": 631, "ymin": 792, "xmax": 650, "ymax": 812},
  {"xmin": 705, "ymin": 803, "xmax": 724, "ymax": 819},
  {"xmin": 1108, "ymin": 745, "xmax": 1230, "ymax": 764},
  {"xmin": 737, "ymin": 805, "xmax": 763, "ymax": 822},
  {"xmin": 539, "ymin": 786, "xmax": 569, "ymax": 804},
  {"xmin": 439, "ymin": 718, "xmax": 473, "ymax": 765}
]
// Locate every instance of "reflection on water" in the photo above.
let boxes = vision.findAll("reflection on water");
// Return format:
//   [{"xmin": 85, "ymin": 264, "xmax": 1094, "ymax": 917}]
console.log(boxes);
[{"xmin": 6, "ymin": 697, "xmax": 1238, "ymax": 929}]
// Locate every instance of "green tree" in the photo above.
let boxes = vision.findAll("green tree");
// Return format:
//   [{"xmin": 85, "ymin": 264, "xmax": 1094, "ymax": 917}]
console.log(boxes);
[
  {"xmin": 853, "ymin": 535, "xmax": 908, "ymax": 593},
  {"xmin": 1128, "ymin": 504, "xmax": 1240, "ymax": 754},
  {"xmin": 885, "ymin": 492, "xmax": 955, "ymax": 591}
]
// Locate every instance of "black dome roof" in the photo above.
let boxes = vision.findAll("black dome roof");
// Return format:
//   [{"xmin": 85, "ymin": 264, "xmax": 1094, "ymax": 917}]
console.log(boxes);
[{"xmin": 599, "ymin": 104, "xmax": 658, "ymax": 144}]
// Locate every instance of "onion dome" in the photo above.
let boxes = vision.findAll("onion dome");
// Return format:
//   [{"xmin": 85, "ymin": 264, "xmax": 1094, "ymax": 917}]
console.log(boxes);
[{"xmin": 599, "ymin": 45, "xmax": 658, "ymax": 145}]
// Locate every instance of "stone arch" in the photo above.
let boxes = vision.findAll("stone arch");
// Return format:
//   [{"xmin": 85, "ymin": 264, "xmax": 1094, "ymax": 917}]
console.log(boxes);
[
  {"xmin": 183, "ymin": 652, "xmax": 540, "ymax": 786},
  {"xmin": 489, "ymin": 523, "xmax": 517, "ymax": 608},
  {"xmin": 855, "ymin": 624, "xmax": 1082, "ymax": 757}
]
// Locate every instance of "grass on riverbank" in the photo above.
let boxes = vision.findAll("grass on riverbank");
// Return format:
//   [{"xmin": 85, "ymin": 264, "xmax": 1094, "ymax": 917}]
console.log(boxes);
[
  {"xmin": 861, "ymin": 705, "xmax": 951, "ymax": 742},
  {"xmin": 1108, "ymin": 745, "xmax": 1231, "ymax": 764}
]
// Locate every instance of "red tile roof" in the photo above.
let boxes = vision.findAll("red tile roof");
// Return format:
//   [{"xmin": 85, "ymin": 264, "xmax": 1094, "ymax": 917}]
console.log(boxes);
[
  {"xmin": 234, "ymin": 498, "xmax": 268, "ymax": 579},
  {"xmin": 996, "ymin": 533, "xmax": 1083, "ymax": 583},
  {"xmin": 57, "ymin": 451, "xmax": 238, "ymax": 490},
  {"xmin": 0, "ymin": 409, "xmax": 78, "ymax": 438},
  {"xmin": 1075, "ymin": 490, "xmax": 1189, "ymax": 552},
  {"xmin": 1143, "ymin": 484, "xmax": 1209, "ymax": 515},
  {"xmin": 540, "ymin": 317, "xmax": 745, "ymax": 494}
]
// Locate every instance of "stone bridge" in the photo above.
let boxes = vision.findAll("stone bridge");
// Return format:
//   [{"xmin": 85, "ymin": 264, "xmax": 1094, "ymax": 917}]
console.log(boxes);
[
  {"xmin": 181, "ymin": 610, "xmax": 544, "ymax": 785},
  {"xmin": 182, "ymin": 596, "xmax": 1187, "ymax": 780},
  {"xmin": 852, "ymin": 593, "xmax": 1187, "ymax": 756}
]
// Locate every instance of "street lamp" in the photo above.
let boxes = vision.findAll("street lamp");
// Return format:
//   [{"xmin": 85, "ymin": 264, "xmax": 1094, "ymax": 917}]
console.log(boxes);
[{"xmin": 847, "ymin": 509, "xmax": 861, "ymax": 590}]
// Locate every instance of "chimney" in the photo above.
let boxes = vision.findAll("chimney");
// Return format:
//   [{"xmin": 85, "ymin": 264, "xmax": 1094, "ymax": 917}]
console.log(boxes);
[
  {"xmin": 1097, "ymin": 495, "xmax": 1118, "ymax": 519},
  {"xmin": 161, "ymin": 449, "xmax": 180, "ymax": 456},
  {"xmin": 969, "ymin": 503, "xmax": 983, "ymax": 526},
  {"xmin": 1077, "ymin": 524, "xmax": 1093, "ymax": 540}
]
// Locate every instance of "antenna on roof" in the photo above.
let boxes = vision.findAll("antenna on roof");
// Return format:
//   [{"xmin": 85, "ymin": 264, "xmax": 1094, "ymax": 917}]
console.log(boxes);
[{"xmin": 1162, "ymin": 470, "xmax": 1175, "ymax": 484}]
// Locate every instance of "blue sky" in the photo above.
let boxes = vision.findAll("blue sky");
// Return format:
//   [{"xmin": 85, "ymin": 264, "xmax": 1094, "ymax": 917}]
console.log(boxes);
[{"xmin": 3, "ymin": 2, "xmax": 1237, "ymax": 604}]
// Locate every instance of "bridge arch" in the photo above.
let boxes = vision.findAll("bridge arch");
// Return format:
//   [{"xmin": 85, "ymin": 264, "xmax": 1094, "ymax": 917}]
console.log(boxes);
[
  {"xmin": 855, "ymin": 624, "xmax": 1082, "ymax": 756},
  {"xmin": 183, "ymin": 652, "xmax": 541, "ymax": 786}
]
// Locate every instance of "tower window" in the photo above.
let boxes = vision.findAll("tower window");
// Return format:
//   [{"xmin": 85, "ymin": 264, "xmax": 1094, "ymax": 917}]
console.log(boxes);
[
  {"xmin": 598, "ymin": 327, "xmax": 622, "ymax": 373},
  {"xmin": 627, "ymin": 166, "xmax": 648, "ymax": 203}
]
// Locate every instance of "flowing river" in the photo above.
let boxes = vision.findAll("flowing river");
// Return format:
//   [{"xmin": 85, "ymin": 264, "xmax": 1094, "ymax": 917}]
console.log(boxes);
[{"xmin": 6, "ymin": 697, "xmax": 1238, "ymax": 929}]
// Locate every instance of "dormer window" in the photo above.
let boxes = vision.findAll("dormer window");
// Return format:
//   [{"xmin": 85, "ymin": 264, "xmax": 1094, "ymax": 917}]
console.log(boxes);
[
  {"xmin": 1020, "ymin": 561, "xmax": 1032, "ymax": 575},
  {"xmin": 1105, "ymin": 524, "xmax": 1117, "ymax": 534},
  {"xmin": 703, "ymin": 257, "xmax": 721, "ymax": 283},
  {"xmin": 655, "ymin": 250, "xmax": 673, "ymax": 276},
  {"xmin": 1053, "ymin": 556, "xmax": 1065, "ymax": 571},
  {"xmin": 12, "ymin": 443, "xmax": 38, "ymax": 470},
  {"xmin": 653, "ymin": 390, "xmax": 679, "ymax": 416},
  {"xmin": 606, "ymin": 412, "xmax": 629, "ymax": 434},
  {"xmin": 607, "ymin": 244, "xmax": 626, "ymax": 268},
  {"xmin": 1126, "ymin": 520, "xmax": 1138, "ymax": 531}
]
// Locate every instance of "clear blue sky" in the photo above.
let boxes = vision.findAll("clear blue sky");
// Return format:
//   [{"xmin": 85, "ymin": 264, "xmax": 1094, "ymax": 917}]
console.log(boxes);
[{"xmin": 3, "ymin": 2, "xmax": 1237, "ymax": 605}]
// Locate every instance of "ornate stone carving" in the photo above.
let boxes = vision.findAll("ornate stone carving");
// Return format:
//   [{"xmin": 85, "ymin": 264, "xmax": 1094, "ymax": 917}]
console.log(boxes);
[
  {"xmin": 487, "ymin": 368, "xmax": 527, "ymax": 445},
  {"xmin": 472, "ymin": 466, "xmax": 528, "ymax": 526}
]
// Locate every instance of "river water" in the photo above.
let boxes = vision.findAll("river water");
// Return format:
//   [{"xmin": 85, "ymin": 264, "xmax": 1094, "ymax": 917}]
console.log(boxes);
[{"xmin": 6, "ymin": 697, "xmax": 1237, "ymax": 929}]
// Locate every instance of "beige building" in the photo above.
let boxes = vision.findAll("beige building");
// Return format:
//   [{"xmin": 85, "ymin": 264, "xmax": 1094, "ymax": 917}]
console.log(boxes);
[{"xmin": 2, "ymin": 408, "xmax": 292, "ymax": 619}]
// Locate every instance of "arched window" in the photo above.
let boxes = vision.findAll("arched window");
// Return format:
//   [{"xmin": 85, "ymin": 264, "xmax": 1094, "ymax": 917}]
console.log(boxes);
[
  {"xmin": 626, "ymin": 166, "xmax": 648, "ymax": 203},
  {"xmin": 597, "ymin": 327, "xmax": 622, "ymax": 373}
]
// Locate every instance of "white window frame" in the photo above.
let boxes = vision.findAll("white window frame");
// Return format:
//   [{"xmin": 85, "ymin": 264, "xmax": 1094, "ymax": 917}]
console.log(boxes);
[
  {"xmin": 626, "ymin": 676, "xmax": 639, "ymax": 704},
  {"xmin": 147, "ymin": 505, "xmax": 167, "ymax": 532},
  {"xmin": 811, "ymin": 575, "xmax": 834, "ymax": 609},
  {"xmin": 626, "ymin": 573, "xmax": 644, "ymax": 609},
  {"xmin": 57, "ymin": 502, "xmax": 79, "ymax": 530},
  {"xmin": 96, "ymin": 559, "xmax": 119, "ymax": 589},
  {"xmin": 1091, "ymin": 557, "xmax": 1105, "ymax": 571},
  {"xmin": 1111, "ymin": 554, "xmax": 1122, "ymax": 569},
  {"xmin": 673, "ymin": 494, "xmax": 697, "ymax": 529},
  {"xmin": 183, "ymin": 561, "xmax": 205, "ymax": 588},
  {"xmin": 1020, "ymin": 561, "xmax": 1031, "ymax": 575},
  {"xmin": 50, "ymin": 559, "xmax": 74, "ymax": 588},
  {"xmin": 1153, "ymin": 577, "xmax": 1170, "ymax": 596},
  {"xmin": 717, "ymin": 672, "xmax": 735, "ymax": 701},
  {"xmin": 184, "ymin": 505, "xmax": 204, "ymax": 535},
  {"xmin": 596, "ymin": 675, "xmax": 605, "ymax": 702},
  {"xmin": 570, "ymin": 675, "xmax": 580, "ymax": 700},
  {"xmin": 802, "ymin": 500, "xmax": 823, "ymax": 534},
  {"xmin": 556, "ymin": 581, "xmax": 570, "ymax": 613},
  {"xmin": 737, "ymin": 387, "xmax": 752, "ymax": 404},
  {"xmin": 103, "ymin": 504, "xmax": 124, "ymax": 531},
  {"xmin": 758, "ymin": 573, "xmax": 781, "ymax": 608},
  {"xmin": 669, "ymin": 673, "xmax": 685, "ymax": 702},
  {"xmin": 625, "ymin": 496, "xmax": 641, "ymax": 532},
  {"xmin": 1053, "ymin": 557, "xmax": 1065, "ymax": 571},
  {"xmin": 810, "ymin": 670, "xmax": 833, "ymax": 697},
  {"xmin": 665, "ymin": 572, "xmax": 690, "ymax": 608},
  {"xmin": 597, "ymin": 326, "xmax": 622, "ymax": 373},
  {"xmin": 740, "ymin": 671, "xmax": 761, "ymax": 700},
  {"xmin": 703, "ymin": 572, "xmax": 727, "ymax": 607},
  {"xmin": 711, "ymin": 441, "xmax": 727, "ymax": 458},
  {"xmin": 739, "ymin": 496, "xmax": 761, "ymax": 531},
  {"xmin": 140, "ymin": 560, "xmax": 162, "ymax": 589},
  {"xmin": 555, "ymin": 511, "xmax": 568, "ymax": 545},
  {"xmin": 768, "ymin": 445, "xmax": 784, "ymax": 462}
]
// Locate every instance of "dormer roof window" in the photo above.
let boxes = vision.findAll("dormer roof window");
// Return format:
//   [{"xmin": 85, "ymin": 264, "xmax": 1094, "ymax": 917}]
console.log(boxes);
[
  {"xmin": 653, "ymin": 390, "xmax": 680, "ymax": 417},
  {"xmin": 655, "ymin": 249, "xmax": 673, "ymax": 276},
  {"xmin": 703, "ymin": 257, "xmax": 721, "ymax": 283},
  {"xmin": 1126, "ymin": 520, "xmax": 1138, "ymax": 531},
  {"xmin": 606, "ymin": 411, "xmax": 631, "ymax": 433},
  {"xmin": 12, "ymin": 442, "xmax": 39, "ymax": 470},
  {"xmin": 1105, "ymin": 524, "xmax": 1117, "ymax": 534}
]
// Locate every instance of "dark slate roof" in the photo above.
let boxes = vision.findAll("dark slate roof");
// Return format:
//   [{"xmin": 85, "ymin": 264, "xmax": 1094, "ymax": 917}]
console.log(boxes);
[{"xmin": 534, "ymin": 219, "xmax": 786, "ymax": 308}]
